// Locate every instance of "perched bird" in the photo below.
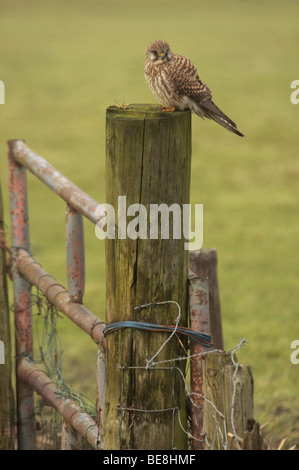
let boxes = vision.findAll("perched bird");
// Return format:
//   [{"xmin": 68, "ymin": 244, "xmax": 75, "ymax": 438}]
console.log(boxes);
[{"xmin": 144, "ymin": 40, "xmax": 244, "ymax": 137}]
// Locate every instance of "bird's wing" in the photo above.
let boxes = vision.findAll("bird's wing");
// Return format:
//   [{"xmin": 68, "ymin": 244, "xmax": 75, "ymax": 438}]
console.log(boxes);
[
  {"xmin": 170, "ymin": 54, "xmax": 212, "ymax": 102},
  {"xmin": 169, "ymin": 53, "xmax": 244, "ymax": 137},
  {"xmin": 170, "ymin": 54, "xmax": 238, "ymax": 129}
]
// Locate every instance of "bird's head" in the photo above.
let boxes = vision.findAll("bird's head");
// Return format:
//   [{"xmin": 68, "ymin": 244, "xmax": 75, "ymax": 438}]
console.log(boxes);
[{"xmin": 146, "ymin": 40, "xmax": 172, "ymax": 63}]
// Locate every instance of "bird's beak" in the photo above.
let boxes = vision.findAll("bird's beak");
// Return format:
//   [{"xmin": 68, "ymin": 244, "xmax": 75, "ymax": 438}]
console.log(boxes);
[{"xmin": 158, "ymin": 52, "xmax": 166, "ymax": 59}]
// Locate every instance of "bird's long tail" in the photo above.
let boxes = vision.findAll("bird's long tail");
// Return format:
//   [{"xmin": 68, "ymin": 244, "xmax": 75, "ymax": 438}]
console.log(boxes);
[{"xmin": 196, "ymin": 99, "xmax": 244, "ymax": 137}]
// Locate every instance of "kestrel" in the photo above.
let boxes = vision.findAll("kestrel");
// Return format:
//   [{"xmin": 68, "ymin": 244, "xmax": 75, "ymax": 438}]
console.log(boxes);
[{"xmin": 144, "ymin": 40, "xmax": 244, "ymax": 137}]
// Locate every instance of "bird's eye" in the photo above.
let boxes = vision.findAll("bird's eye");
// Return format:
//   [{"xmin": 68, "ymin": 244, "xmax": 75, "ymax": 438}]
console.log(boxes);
[{"xmin": 151, "ymin": 50, "xmax": 157, "ymax": 55}]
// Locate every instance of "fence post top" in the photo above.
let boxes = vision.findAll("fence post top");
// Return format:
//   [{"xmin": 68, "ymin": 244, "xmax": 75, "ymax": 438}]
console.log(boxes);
[{"xmin": 106, "ymin": 103, "xmax": 191, "ymax": 119}]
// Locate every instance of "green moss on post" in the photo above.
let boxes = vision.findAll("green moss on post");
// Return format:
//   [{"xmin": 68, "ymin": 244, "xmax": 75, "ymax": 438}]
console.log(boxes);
[{"xmin": 104, "ymin": 104, "xmax": 192, "ymax": 450}]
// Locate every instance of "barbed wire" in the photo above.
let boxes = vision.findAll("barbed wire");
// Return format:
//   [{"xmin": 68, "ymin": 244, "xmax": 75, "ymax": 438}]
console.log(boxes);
[
  {"xmin": 12, "ymin": 285, "xmax": 247, "ymax": 450},
  {"xmin": 111, "ymin": 299, "xmax": 247, "ymax": 450},
  {"xmin": 16, "ymin": 287, "xmax": 97, "ymax": 449}
]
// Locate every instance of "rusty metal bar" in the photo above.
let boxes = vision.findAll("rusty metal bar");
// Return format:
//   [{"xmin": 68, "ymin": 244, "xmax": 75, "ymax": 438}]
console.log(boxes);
[
  {"xmin": 189, "ymin": 249, "xmax": 224, "ymax": 350},
  {"xmin": 96, "ymin": 346, "xmax": 106, "ymax": 449},
  {"xmin": 61, "ymin": 422, "xmax": 81, "ymax": 450},
  {"xmin": 8, "ymin": 141, "xmax": 36, "ymax": 450},
  {"xmin": 8, "ymin": 139, "xmax": 106, "ymax": 227},
  {"xmin": 66, "ymin": 204, "xmax": 85, "ymax": 303},
  {"xmin": 61, "ymin": 422, "xmax": 85, "ymax": 450},
  {"xmin": 18, "ymin": 357, "xmax": 101, "ymax": 449},
  {"xmin": 188, "ymin": 272, "xmax": 211, "ymax": 450},
  {"xmin": 17, "ymin": 249, "xmax": 106, "ymax": 349},
  {"xmin": 61, "ymin": 421, "xmax": 94, "ymax": 450}
]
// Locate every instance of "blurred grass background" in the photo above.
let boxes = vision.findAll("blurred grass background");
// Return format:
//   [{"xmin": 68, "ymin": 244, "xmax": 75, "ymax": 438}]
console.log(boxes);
[{"xmin": 0, "ymin": 0, "xmax": 299, "ymax": 448}]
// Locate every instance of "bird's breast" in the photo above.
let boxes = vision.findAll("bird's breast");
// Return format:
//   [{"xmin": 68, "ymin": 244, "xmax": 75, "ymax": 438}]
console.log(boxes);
[{"xmin": 144, "ymin": 62, "xmax": 176, "ymax": 107}]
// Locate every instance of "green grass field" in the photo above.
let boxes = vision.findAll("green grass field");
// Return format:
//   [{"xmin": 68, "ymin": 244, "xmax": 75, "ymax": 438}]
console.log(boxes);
[{"xmin": 1, "ymin": 0, "xmax": 299, "ymax": 449}]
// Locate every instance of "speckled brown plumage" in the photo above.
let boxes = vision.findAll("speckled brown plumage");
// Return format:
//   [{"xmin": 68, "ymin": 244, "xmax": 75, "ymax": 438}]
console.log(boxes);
[{"xmin": 144, "ymin": 40, "xmax": 244, "ymax": 137}]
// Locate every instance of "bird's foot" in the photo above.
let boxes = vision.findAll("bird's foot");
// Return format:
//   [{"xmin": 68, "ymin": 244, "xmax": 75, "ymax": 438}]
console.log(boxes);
[{"xmin": 160, "ymin": 106, "xmax": 176, "ymax": 112}]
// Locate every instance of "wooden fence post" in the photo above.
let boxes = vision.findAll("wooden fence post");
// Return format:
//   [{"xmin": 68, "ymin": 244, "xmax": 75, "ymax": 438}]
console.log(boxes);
[
  {"xmin": 0, "ymin": 180, "xmax": 15, "ymax": 449},
  {"xmin": 201, "ymin": 352, "xmax": 232, "ymax": 449},
  {"xmin": 104, "ymin": 104, "xmax": 191, "ymax": 450},
  {"xmin": 223, "ymin": 362, "xmax": 263, "ymax": 449},
  {"xmin": 189, "ymin": 249, "xmax": 224, "ymax": 350},
  {"xmin": 202, "ymin": 351, "xmax": 261, "ymax": 450}
]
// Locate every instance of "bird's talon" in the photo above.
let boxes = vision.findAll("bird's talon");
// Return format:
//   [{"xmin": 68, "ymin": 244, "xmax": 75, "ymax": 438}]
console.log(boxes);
[{"xmin": 161, "ymin": 106, "xmax": 176, "ymax": 112}]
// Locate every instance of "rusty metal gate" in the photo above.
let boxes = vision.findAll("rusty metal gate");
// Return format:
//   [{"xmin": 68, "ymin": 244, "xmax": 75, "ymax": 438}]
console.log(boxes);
[{"xmin": 8, "ymin": 139, "xmax": 108, "ymax": 450}]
